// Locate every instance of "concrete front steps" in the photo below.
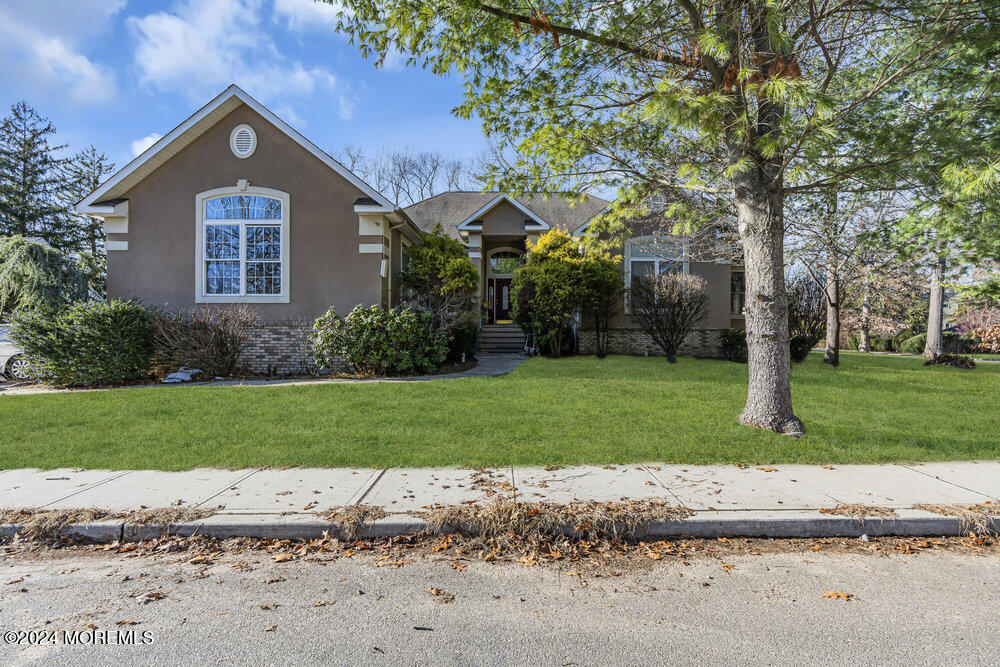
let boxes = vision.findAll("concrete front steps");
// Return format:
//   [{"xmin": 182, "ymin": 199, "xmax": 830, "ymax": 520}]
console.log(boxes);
[{"xmin": 480, "ymin": 324, "xmax": 526, "ymax": 353}]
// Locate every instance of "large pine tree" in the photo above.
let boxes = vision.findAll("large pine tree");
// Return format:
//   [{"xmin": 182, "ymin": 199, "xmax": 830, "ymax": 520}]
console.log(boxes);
[
  {"xmin": 0, "ymin": 101, "xmax": 70, "ymax": 248},
  {"xmin": 61, "ymin": 145, "xmax": 115, "ymax": 293}
]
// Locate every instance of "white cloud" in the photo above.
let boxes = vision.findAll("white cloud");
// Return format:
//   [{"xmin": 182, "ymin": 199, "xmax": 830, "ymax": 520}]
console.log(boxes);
[
  {"xmin": 337, "ymin": 96, "xmax": 355, "ymax": 121},
  {"xmin": 127, "ymin": 0, "xmax": 354, "ymax": 117},
  {"xmin": 272, "ymin": 0, "xmax": 347, "ymax": 32},
  {"xmin": 0, "ymin": 4, "xmax": 120, "ymax": 105},
  {"xmin": 131, "ymin": 133, "xmax": 163, "ymax": 157}
]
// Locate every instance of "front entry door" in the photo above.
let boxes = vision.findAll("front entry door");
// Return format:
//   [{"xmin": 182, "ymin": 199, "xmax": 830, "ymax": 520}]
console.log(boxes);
[{"xmin": 493, "ymin": 277, "xmax": 513, "ymax": 323}]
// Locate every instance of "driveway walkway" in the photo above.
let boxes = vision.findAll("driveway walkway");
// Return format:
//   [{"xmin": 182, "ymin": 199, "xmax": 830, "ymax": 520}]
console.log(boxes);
[
  {"xmin": 0, "ymin": 353, "xmax": 528, "ymax": 396},
  {"xmin": 3, "ymin": 461, "xmax": 997, "ymax": 513}
]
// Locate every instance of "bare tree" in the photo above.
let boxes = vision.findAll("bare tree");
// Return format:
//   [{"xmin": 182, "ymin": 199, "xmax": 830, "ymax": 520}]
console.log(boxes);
[
  {"xmin": 786, "ymin": 192, "xmax": 905, "ymax": 366},
  {"xmin": 333, "ymin": 145, "xmax": 478, "ymax": 206},
  {"xmin": 627, "ymin": 272, "xmax": 709, "ymax": 363}
]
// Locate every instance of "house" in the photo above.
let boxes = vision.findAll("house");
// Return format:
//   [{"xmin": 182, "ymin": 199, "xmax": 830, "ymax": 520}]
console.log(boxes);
[{"xmin": 78, "ymin": 85, "xmax": 743, "ymax": 373}]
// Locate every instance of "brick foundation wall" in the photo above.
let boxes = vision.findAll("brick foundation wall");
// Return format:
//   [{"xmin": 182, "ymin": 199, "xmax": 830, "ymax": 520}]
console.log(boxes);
[
  {"xmin": 578, "ymin": 327, "xmax": 722, "ymax": 358},
  {"xmin": 241, "ymin": 322, "xmax": 348, "ymax": 376}
]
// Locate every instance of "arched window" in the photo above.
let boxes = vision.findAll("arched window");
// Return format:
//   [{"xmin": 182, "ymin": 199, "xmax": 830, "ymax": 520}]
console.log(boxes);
[
  {"xmin": 195, "ymin": 187, "xmax": 290, "ymax": 303},
  {"xmin": 488, "ymin": 249, "xmax": 523, "ymax": 276}
]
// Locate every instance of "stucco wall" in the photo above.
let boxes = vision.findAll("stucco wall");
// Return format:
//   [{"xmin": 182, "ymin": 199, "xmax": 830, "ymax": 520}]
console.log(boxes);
[
  {"xmin": 480, "ymin": 201, "xmax": 530, "ymax": 236},
  {"xmin": 107, "ymin": 103, "xmax": 381, "ymax": 321}
]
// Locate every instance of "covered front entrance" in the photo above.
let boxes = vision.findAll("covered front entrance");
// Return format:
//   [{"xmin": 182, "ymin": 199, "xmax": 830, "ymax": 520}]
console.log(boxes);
[
  {"xmin": 488, "ymin": 277, "xmax": 513, "ymax": 323},
  {"xmin": 484, "ymin": 247, "xmax": 523, "ymax": 324}
]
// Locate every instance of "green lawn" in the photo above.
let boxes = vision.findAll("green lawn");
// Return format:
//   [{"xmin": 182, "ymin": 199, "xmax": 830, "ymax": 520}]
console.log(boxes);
[{"xmin": 1, "ymin": 352, "xmax": 997, "ymax": 469}]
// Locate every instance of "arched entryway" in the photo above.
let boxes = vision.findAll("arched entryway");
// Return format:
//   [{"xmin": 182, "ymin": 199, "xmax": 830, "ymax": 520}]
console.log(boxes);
[{"xmin": 486, "ymin": 247, "xmax": 523, "ymax": 324}]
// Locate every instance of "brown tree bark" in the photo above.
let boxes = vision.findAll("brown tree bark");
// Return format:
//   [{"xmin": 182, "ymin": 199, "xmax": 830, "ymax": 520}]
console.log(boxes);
[
  {"xmin": 734, "ymin": 169, "xmax": 804, "ymax": 436},
  {"xmin": 858, "ymin": 276, "xmax": 871, "ymax": 353},
  {"xmin": 823, "ymin": 272, "xmax": 840, "ymax": 366},
  {"xmin": 924, "ymin": 256, "xmax": 945, "ymax": 359}
]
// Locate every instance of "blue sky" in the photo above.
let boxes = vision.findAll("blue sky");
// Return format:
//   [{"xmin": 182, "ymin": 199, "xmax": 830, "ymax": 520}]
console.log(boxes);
[{"xmin": 0, "ymin": 0, "xmax": 487, "ymax": 169}]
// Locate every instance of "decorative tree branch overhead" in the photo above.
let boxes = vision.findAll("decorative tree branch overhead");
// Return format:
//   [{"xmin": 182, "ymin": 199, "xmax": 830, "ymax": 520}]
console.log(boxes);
[{"xmin": 333, "ymin": 0, "xmax": 994, "ymax": 434}]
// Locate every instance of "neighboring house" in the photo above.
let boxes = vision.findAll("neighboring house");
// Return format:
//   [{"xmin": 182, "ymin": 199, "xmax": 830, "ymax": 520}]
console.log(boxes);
[{"xmin": 77, "ymin": 85, "xmax": 743, "ymax": 372}]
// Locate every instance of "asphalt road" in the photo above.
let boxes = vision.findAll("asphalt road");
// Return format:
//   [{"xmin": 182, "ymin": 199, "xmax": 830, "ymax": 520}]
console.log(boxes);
[{"xmin": 1, "ymin": 546, "xmax": 998, "ymax": 666}]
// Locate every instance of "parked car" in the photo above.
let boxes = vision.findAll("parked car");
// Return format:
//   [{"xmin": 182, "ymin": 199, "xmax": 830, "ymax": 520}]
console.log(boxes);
[{"xmin": 0, "ymin": 325, "xmax": 31, "ymax": 380}]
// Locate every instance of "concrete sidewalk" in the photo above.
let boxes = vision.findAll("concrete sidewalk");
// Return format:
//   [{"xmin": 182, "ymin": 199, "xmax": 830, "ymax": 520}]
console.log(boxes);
[{"xmin": 2, "ymin": 461, "xmax": 998, "ymax": 540}]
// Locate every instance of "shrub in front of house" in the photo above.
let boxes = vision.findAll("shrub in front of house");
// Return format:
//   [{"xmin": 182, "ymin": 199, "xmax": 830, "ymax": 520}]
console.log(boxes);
[
  {"xmin": 970, "ymin": 323, "xmax": 1000, "ymax": 353},
  {"xmin": 789, "ymin": 334, "xmax": 817, "ymax": 363},
  {"xmin": 718, "ymin": 328, "xmax": 748, "ymax": 362},
  {"xmin": 628, "ymin": 272, "xmax": 709, "ymax": 363},
  {"xmin": 512, "ymin": 230, "xmax": 622, "ymax": 357},
  {"xmin": 151, "ymin": 305, "xmax": 260, "ymax": 378},
  {"xmin": 446, "ymin": 318, "xmax": 479, "ymax": 362},
  {"xmin": 311, "ymin": 305, "xmax": 447, "ymax": 375},
  {"xmin": 717, "ymin": 328, "xmax": 814, "ymax": 363},
  {"xmin": 10, "ymin": 299, "xmax": 155, "ymax": 386}
]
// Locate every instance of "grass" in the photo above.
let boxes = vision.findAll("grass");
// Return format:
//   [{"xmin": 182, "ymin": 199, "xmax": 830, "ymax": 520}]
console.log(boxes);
[{"xmin": 1, "ymin": 352, "xmax": 997, "ymax": 470}]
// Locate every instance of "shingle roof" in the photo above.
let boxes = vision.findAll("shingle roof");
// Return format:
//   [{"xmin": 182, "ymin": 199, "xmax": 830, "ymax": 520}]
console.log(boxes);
[{"xmin": 403, "ymin": 191, "xmax": 610, "ymax": 240}]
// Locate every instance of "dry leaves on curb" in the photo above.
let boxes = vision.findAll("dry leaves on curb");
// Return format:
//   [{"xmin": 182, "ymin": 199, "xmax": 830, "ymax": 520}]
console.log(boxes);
[
  {"xmin": 819, "ymin": 504, "xmax": 897, "ymax": 520},
  {"xmin": 264, "ymin": 625, "xmax": 277, "ymax": 632},
  {"xmin": 822, "ymin": 590, "xmax": 854, "ymax": 601}
]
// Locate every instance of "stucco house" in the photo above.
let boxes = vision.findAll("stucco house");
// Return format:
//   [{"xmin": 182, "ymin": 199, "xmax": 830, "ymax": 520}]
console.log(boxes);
[{"xmin": 78, "ymin": 85, "xmax": 744, "ymax": 373}]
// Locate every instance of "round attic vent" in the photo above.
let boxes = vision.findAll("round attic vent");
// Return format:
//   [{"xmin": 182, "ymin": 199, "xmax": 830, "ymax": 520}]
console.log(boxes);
[{"xmin": 229, "ymin": 124, "xmax": 257, "ymax": 158}]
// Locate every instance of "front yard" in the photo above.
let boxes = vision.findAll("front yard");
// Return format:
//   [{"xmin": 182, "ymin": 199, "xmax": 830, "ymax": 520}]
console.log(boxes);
[{"xmin": 1, "ymin": 352, "xmax": 997, "ymax": 470}]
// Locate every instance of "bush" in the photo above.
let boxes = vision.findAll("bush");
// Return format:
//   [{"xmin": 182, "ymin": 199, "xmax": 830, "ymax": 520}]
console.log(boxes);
[
  {"xmin": 891, "ymin": 329, "xmax": 913, "ymax": 351},
  {"xmin": 845, "ymin": 334, "xmax": 860, "ymax": 351},
  {"xmin": 970, "ymin": 323, "xmax": 1000, "ymax": 353},
  {"xmin": 900, "ymin": 333, "xmax": 926, "ymax": 354},
  {"xmin": 789, "ymin": 334, "xmax": 818, "ymax": 363},
  {"xmin": 151, "ymin": 305, "xmax": 259, "ymax": 378},
  {"xmin": 513, "ymin": 230, "xmax": 620, "ymax": 357},
  {"xmin": 400, "ymin": 225, "xmax": 479, "ymax": 337},
  {"xmin": 446, "ymin": 318, "xmax": 479, "ymax": 362},
  {"xmin": 628, "ymin": 272, "xmax": 710, "ymax": 362},
  {"xmin": 716, "ymin": 328, "xmax": 813, "ymax": 363},
  {"xmin": 10, "ymin": 299, "xmax": 154, "ymax": 386},
  {"xmin": 869, "ymin": 336, "xmax": 892, "ymax": 352},
  {"xmin": 311, "ymin": 305, "xmax": 447, "ymax": 375},
  {"xmin": 718, "ymin": 328, "xmax": 747, "ymax": 362}
]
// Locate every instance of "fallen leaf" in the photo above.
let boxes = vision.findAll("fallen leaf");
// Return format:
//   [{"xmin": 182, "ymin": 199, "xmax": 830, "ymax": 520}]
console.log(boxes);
[
  {"xmin": 314, "ymin": 600, "xmax": 335, "ymax": 607},
  {"xmin": 821, "ymin": 590, "xmax": 853, "ymax": 601},
  {"xmin": 426, "ymin": 587, "xmax": 455, "ymax": 602},
  {"xmin": 756, "ymin": 466, "xmax": 777, "ymax": 472},
  {"xmin": 433, "ymin": 536, "xmax": 451, "ymax": 552},
  {"xmin": 303, "ymin": 502, "xmax": 317, "ymax": 511},
  {"xmin": 264, "ymin": 625, "xmax": 277, "ymax": 632},
  {"xmin": 115, "ymin": 620, "xmax": 139, "ymax": 626},
  {"xmin": 272, "ymin": 553, "xmax": 294, "ymax": 563},
  {"xmin": 721, "ymin": 563, "xmax": 736, "ymax": 573}
]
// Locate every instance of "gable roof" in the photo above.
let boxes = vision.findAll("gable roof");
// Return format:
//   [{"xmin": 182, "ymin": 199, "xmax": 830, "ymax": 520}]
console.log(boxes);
[
  {"xmin": 76, "ymin": 84, "xmax": 393, "ymax": 212},
  {"xmin": 403, "ymin": 191, "xmax": 610, "ymax": 240}
]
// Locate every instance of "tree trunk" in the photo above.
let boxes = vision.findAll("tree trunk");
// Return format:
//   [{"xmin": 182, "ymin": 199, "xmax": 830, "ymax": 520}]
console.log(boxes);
[
  {"xmin": 858, "ymin": 276, "xmax": 871, "ymax": 352},
  {"xmin": 734, "ymin": 171, "xmax": 803, "ymax": 436},
  {"xmin": 924, "ymin": 256, "xmax": 945, "ymax": 359},
  {"xmin": 823, "ymin": 272, "xmax": 840, "ymax": 366}
]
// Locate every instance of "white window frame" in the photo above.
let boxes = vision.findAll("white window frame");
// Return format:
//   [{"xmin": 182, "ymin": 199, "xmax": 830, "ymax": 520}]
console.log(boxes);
[
  {"xmin": 195, "ymin": 185, "xmax": 290, "ymax": 303},
  {"xmin": 624, "ymin": 235, "xmax": 690, "ymax": 313}
]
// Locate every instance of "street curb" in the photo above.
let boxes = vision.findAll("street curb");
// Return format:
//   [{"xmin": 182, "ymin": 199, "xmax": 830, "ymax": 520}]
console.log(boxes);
[{"xmin": 2, "ymin": 510, "xmax": 995, "ymax": 543}]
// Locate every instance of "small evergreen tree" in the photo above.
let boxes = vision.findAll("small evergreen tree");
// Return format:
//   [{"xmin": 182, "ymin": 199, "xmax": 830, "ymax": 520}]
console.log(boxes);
[
  {"xmin": 0, "ymin": 236, "xmax": 89, "ymax": 318},
  {"xmin": 399, "ymin": 224, "xmax": 479, "ymax": 335},
  {"xmin": 0, "ymin": 101, "xmax": 69, "ymax": 247}
]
